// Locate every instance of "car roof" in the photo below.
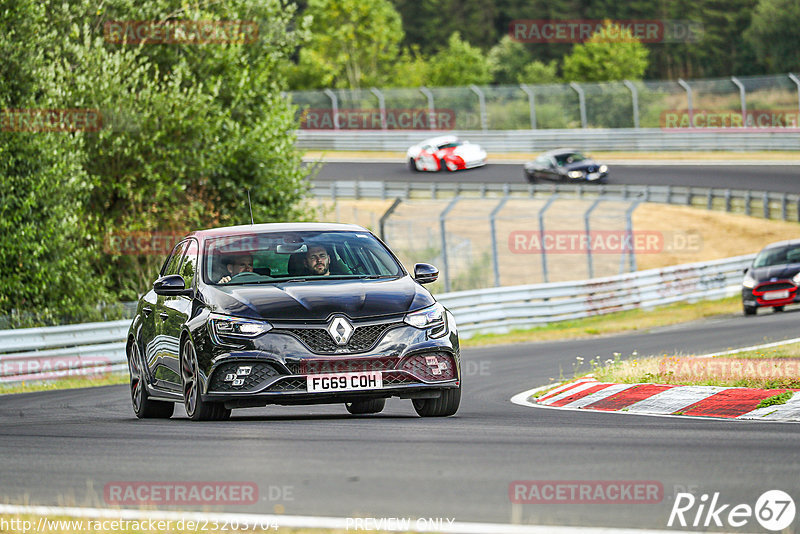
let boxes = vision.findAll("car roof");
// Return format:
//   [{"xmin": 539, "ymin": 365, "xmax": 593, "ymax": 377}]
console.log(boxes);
[
  {"xmin": 542, "ymin": 148, "xmax": 582, "ymax": 156},
  {"xmin": 420, "ymin": 134, "xmax": 460, "ymax": 146},
  {"xmin": 760, "ymin": 238, "xmax": 800, "ymax": 250},
  {"xmin": 185, "ymin": 222, "xmax": 370, "ymax": 241}
]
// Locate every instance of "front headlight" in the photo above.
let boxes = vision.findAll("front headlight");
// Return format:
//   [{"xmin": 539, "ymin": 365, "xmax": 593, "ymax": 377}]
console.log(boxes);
[
  {"xmin": 404, "ymin": 303, "xmax": 447, "ymax": 338},
  {"xmin": 599, "ymin": 165, "xmax": 608, "ymax": 173},
  {"xmin": 792, "ymin": 272, "xmax": 800, "ymax": 286},
  {"xmin": 742, "ymin": 273, "xmax": 757, "ymax": 289},
  {"xmin": 209, "ymin": 313, "xmax": 272, "ymax": 341},
  {"xmin": 567, "ymin": 170, "xmax": 585, "ymax": 179}
]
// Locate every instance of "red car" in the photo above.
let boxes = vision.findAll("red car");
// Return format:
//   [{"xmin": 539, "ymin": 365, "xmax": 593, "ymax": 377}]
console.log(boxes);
[{"xmin": 406, "ymin": 135, "xmax": 487, "ymax": 172}]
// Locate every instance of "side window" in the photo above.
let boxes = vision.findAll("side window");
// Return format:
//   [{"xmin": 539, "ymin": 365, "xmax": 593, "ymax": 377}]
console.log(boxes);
[
  {"xmin": 163, "ymin": 241, "xmax": 188, "ymax": 276},
  {"xmin": 179, "ymin": 240, "xmax": 199, "ymax": 288}
]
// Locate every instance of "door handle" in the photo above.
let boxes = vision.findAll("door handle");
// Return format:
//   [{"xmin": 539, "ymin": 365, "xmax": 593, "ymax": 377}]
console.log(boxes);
[
  {"xmin": 143, "ymin": 306, "xmax": 152, "ymax": 316},
  {"xmin": 159, "ymin": 312, "xmax": 169, "ymax": 320}
]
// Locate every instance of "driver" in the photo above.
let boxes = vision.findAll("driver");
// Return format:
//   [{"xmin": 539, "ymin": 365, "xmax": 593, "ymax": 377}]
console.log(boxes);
[
  {"xmin": 304, "ymin": 245, "xmax": 331, "ymax": 276},
  {"xmin": 219, "ymin": 253, "xmax": 253, "ymax": 283}
]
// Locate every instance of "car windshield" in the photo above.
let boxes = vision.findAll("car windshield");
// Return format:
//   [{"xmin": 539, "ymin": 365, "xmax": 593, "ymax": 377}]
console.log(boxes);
[
  {"xmin": 203, "ymin": 230, "xmax": 404, "ymax": 285},
  {"xmin": 753, "ymin": 245, "xmax": 800, "ymax": 268},
  {"xmin": 554, "ymin": 152, "xmax": 587, "ymax": 166},
  {"xmin": 437, "ymin": 141, "xmax": 462, "ymax": 149}
]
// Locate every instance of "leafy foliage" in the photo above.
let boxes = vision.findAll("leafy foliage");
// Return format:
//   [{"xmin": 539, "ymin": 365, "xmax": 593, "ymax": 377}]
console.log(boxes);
[{"xmin": 562, "ymin": 21, "xmax": 649, "ymax": 82}]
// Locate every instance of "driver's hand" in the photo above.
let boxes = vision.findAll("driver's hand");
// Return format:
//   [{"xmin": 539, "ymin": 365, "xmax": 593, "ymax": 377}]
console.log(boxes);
[{"xmin": 219, "ymin": 275, "xmax": 232, "ymax": 284}]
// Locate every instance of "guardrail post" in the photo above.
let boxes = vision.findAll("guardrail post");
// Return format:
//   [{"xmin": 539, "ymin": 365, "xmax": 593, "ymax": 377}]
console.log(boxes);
[
  {"xmin": 538, "ymin": 194, "xmax": 559, "ymax": 283},
  {"xmin": 355, "ymin": 180, "xmax": 361, "ymax": 200},
  {"xmin": 725, "ymin": 189, "xmax": 732, "ymax": 211},
  {"xmin": 380, "ymin": 181, "xmax": 387, "ymax": 200},
  {"xmin": 782, "ymin": 193, "xmax": 788, "ymax": 220},
  {"xmin": 490, "ymin": 196, "xmax": 510, "ymax": 287},
  {"xmin": 330, "ymin": 182, "xmax": 336, "ymax": 200},
  {"xmin": 666, "ymin": 185, "xmax": 672, "ymax": 204},
  {"xmin": 644, "ymin": 185, "xmax": 650, "ymax": 202},
  {"xmin": 369, "ymin": 87, "xmax": 387, "ymax": 130},
  {"xmin": 677, "ymin": 79, "xmax": 693, "ymax": 127},
  {"xmin": 623, "ymin": 80, "xmax": 640, "ymax": 128},
  {"xmin": 797, "ymin": 198, "xmax": 800, "ymax": 222},
  {"xmin": 686, "ymin": 188, "xmax": 693, "ymax": 206},
  {"xmin": 569, "ymin": 82, "xmax": 587, "ymax": 128},
  {"xmin": 439, "ymin": 197, "xmax": 461, "ymax": 292},
  {"xmin": 469, "ymin": 84, "xmax": 488, "ymax": 131},
  {"xmin": 584, "ymin": 198, "xmax": 603, "ymax": 279},
  {"xmin": 731, "ymin": 77, "xmax": 747, "ymax": 127},
  {"xmin": 706, "ymin": 189, "xmax": 713, "ymax": 210},
  {"xmin": 528, "ymin": 184, "xmax": 535, "ymax": 197},
  {"xmin": 788, "ymin": 74, "xmax": 800, "ymax": 114},
  {"xmin": 519, "ymin": 84, "xmax": 537, "ymax": 129},
  {"xmin": 420, "ymin": 87, "xmax": 436, "ymax": 130},
  {"xmin": 431, "ymin": 182, "xmax": 437, "ymax": 199},
  {"xmin": 323, "ymin": 89, "xmax": 339, "ymax": 131},
  {"xmin": 745, "ymin": 190, "xmax": 751, "ymax": 216},
  {"xmin": 379, "ymin": 198, "xmax": 403, "ymax": 241},
  {"xmin": 763, "ymin": 191, "xmax": 770, "ymax": 218}
]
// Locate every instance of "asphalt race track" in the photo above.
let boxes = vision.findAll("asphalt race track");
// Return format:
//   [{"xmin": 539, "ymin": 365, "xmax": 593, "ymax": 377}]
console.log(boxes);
[
  {"xmin": 311, "ymin": 161, "xmax": 800, "ymax": 194},
  {"xmin": 2, "ymin": 309, "xmax": 800, "ymax": 531}
]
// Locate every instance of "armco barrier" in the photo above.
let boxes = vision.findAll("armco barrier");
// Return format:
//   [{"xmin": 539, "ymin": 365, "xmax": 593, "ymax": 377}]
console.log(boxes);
[
  {"xmin": 297, "ymin": 128, "xmax": 800, "ymax": 152},
  {"xmin": 0, "ymin": 255, "xmax": 755, "ymax": 380}
]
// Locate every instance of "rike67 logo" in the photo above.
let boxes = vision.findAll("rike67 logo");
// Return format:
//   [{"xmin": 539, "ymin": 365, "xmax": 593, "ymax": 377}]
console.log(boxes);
[{"xmin": 668, "ymin": 490, "xmax": 795, "ymax": 531}]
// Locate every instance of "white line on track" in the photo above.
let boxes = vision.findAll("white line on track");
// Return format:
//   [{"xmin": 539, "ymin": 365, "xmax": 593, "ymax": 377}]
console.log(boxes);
[{"xmin": 0, "ymin": 504, "xmax": 700, "ymax": 534}]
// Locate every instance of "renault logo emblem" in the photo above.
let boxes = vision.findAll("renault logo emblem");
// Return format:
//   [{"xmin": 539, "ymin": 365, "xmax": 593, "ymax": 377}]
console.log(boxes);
[{"xmin": 327, "ymin": 317, "xmax": 354, "ymax": 346}]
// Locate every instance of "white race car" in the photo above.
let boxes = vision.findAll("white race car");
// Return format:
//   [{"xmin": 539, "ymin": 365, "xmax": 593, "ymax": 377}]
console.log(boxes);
[{"xmin": 406, "ymin": 135, "xmax": 487, "ymax": 172}]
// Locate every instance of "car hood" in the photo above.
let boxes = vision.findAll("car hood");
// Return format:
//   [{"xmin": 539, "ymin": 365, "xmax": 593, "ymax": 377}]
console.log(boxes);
[
  {"xmin": 451, "ymin": 143, "xmax": 485, "ymax": 160},
  {"xmin": 562, "ymin": 159, "xmax": 602, "ymax": 172},
  {"xmin": 204, "ymin": 276, "xmax": 435, "ymax": 321},
  {"xmin": 750, "ymin": 264, "xmax": 800, "ymax": 282}
]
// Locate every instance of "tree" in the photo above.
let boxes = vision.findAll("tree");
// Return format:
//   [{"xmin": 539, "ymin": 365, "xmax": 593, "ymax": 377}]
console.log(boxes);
[
  {"xmin": 745, "ymin": 0, "xmax": 800, "ymax": 73},
  {"xmin": 518, "ymin": 60, "xmax": 560, "ymax": 84},
  {"xmin": 562, "ymin": 21, "xmax": 649, "ymax": 82},
  {"xmin": 488, "ymin": 35, "xmax": 532, "ymax": 84},
  {"xmin": 294, "ymin": 0, "xmax": 405, "ymax": 89},
  {"xmin": 427, "ymin": 32, "xmax": 492, "ymax": 87}
]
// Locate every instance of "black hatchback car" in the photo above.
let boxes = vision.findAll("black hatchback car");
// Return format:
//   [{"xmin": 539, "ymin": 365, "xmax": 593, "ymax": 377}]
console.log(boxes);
[
  {"xmin": 524, "ymin": 149, "xmax": 608, "ymax": 184},
  {"xmin": 127, "ymin": 223, "xmax": 461, "ymax": 420},
  {"xmin": 742, "ymin": 239, "xmax": 800, "ymax": 315}
]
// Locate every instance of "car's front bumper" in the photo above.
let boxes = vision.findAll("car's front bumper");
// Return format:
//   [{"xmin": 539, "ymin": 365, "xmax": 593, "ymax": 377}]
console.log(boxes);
[{"xmin": 742, "ymin": 280, "xmax": 799, "ymax": 308}]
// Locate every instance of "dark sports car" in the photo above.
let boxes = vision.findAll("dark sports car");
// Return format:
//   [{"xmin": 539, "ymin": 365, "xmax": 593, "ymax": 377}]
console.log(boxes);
[
  {"xmin": 742, "ymin": 239, "xmax": 800, "ymax": 315},
  {"xmin": 127, "ymin": 223, "xmax": 461, "ymax": 420},
  {"xmin": 524, "ymin": 149, "xmax": 608, "ymax": 183}
]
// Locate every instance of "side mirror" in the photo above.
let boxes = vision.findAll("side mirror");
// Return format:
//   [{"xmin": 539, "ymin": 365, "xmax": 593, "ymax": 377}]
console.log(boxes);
[
  {"xmin": 743, "ymin": 267, "xmax": 749, "ymax": 274},
  {"xmin": 154, "ymin": 274, "xmax": 193, "ymax": 296},
  {"xmin": 414, "ymin": 263, "xmax": 439, "ymax": 284}
]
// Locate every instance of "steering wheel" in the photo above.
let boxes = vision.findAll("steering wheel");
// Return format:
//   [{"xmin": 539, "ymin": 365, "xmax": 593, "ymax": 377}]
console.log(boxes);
[{"xmin": 228, "ymin": 271, "xmax": 261, "ymax": 282}]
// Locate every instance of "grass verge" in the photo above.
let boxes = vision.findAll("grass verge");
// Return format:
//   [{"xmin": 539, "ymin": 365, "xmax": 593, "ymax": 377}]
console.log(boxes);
[
  {"xmin": 0, "ymin": 373, "xmax": 128, "ymax": 396},
  {"xmin": 461, "ymin": 296, "xmax": 740, "ymax": 348}
]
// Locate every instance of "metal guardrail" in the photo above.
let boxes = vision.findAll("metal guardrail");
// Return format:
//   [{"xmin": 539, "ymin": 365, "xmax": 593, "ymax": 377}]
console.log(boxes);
[
  {"xmin": 0, "ymin": 320, "xmax": 129, "ymax": 382},
  {"xmin": 297, "ymin": 128, "xmax": 800, "ymax": 152},
  {"xmin": 0, "ymin": 255, "xmax": 755, "ymax": 380},
  {"xmin": 313, "ymin": 181, "xmax": 800, "ymax": 221},
  {"xmin": 438, "ymin": 254, "xmax": 754, "ymax": 338}
]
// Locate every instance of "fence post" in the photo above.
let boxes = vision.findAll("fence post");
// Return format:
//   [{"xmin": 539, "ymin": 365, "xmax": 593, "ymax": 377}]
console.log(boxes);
[
  {"xmin": 323, "ymin": 89, "xmax": 339, "ymax": 131},
  {"xmin": 745, "ymin": 190, "xmax": 751, "ymax": 216},
  {"xmin": 730, "ymin": 77, "xmax": 747, "ymax": 128},
  {"xmin": 439, "ymin": 197, "xmax": 461, "ymax": 292},
  {"xmin": 469, "ymin": 84, "xmax": 488, "ymax": 131},
  {"xmin": 623, "ymin": 80, "xmax": 640, "ymax": 128},
  {"xmin": 725, "ymin": 189, "xmax": 732, "ymax": 212},
  {"xmin": 569, "ymin": 82, "xmax": 587, "ymax": 128},
  {"xmin": 706, "ymin": 189, "xmax": 713, "ymax": 210},
  {"xmin": 519, "ymin": 84, "xmax": 537, "ymax": 129},
  {"xmin": 378, "ymin": 198, "xmax": 403, "ymax": 242},
  {"xmin": 782, "ymin": 193, "xmax": 788, "ymax": 220},
  {"xmin": 369, "ymin": 87, "xmax": 387, "ymax": 130},
  {"xmin": 624, "ymin": 200, "xmax": 642, "ymax": 273},
  {"xmin": 490, "ymin": 196, "xmax": 510, "ymax": 287},
  {"xmin": 420, "ymin": 87, "xmax": 436, "ymax": 130},
  {"xmin": 763, "ymin": 191, "xmax": 769, "ymax": 218},
  {"xmin": 584, "ymin": 198, "xmax": 603, "ymax": 279},
  {"xmin": 538, "ymin": 194, "xmax": 559, "ymax": 283},
  {"xmin": 788, "ymin": 74, "xmax": 800, "ymax": 114},
  {"xmin": 677, "ymin": 79, "xmax": 693, "ymax": 127}
]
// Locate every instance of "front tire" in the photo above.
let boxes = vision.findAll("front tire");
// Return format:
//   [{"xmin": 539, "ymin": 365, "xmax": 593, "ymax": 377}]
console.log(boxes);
[
  {"xmin": 181, "ymin": 338, "xmax": 231, "ymax": 421},
  {"xmin": 412, "ymin": 387, "xmax": 461, "ymax": 417},
  {"xmin": 408, "ymin": 157, "xmax": 419, "ymax": 172},
  {"xmin": 743, "ymin": 304, "xmax": 757, "ymax": 316},
  {"xmin": 525, "ymin": 171, "xmax": 536, "ymax": 183},
  {"xmin": 128, "ymin": 342, "xmax": 174, "ymax": 419},
  {"xmin": 345, "ymin": 398, "xmax": 386, "ymax": 414},
  {"xmin": 774, "ymin": 305, "xmax": 785, "ymax": 313}
]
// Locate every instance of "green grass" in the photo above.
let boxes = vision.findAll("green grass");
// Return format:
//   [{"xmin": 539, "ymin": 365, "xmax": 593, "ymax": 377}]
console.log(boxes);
[
  {"xmin": 0, "ymin": 373, "xmax": 128, "ymax": 395},
  {"xmin": 461, "ymin": 296, "xmax": 740, "ymax": 348},
  {"xmin": 756, "ymin": 391, "xmax": 794, "ymax": 409}
]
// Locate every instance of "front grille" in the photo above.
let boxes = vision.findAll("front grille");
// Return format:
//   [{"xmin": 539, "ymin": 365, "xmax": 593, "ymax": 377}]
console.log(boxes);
[
  {"xmin": 755, "ymin": 282, "xmax": 795, "ymax": 292},
  {"xmin": 266, "ymin": 377, "xmax": 307, "ymax": 392},
  {"xmin": 400, "ymin": 353, "xmax": 456, "ymax": 381},
  {"xmin": 382, "ymin": 371, "xmax": 417, "ymax": 385},
  {"xmin": 208, "ymin": 361, "xmax": 279, "ymax": 393},
  {"xmin": 273, "ymin": 321, "xmax": 404, "ymax": 354},
  {"xmin": 286, "ymin": 357, "xmax": 396, "ymax": 375}
]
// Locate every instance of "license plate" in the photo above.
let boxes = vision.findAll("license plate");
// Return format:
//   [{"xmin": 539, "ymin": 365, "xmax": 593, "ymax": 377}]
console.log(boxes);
[
  {"xmin": 763, "ymin": 290, "xmax": 789, "ymax": 300},
  {"xmin": 307, "ymin": 371, "xmax": 383, "ymax": 392},
  {"xmin": 587, "ymin": 172, "xmax": 600, "ymax": 180}
]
